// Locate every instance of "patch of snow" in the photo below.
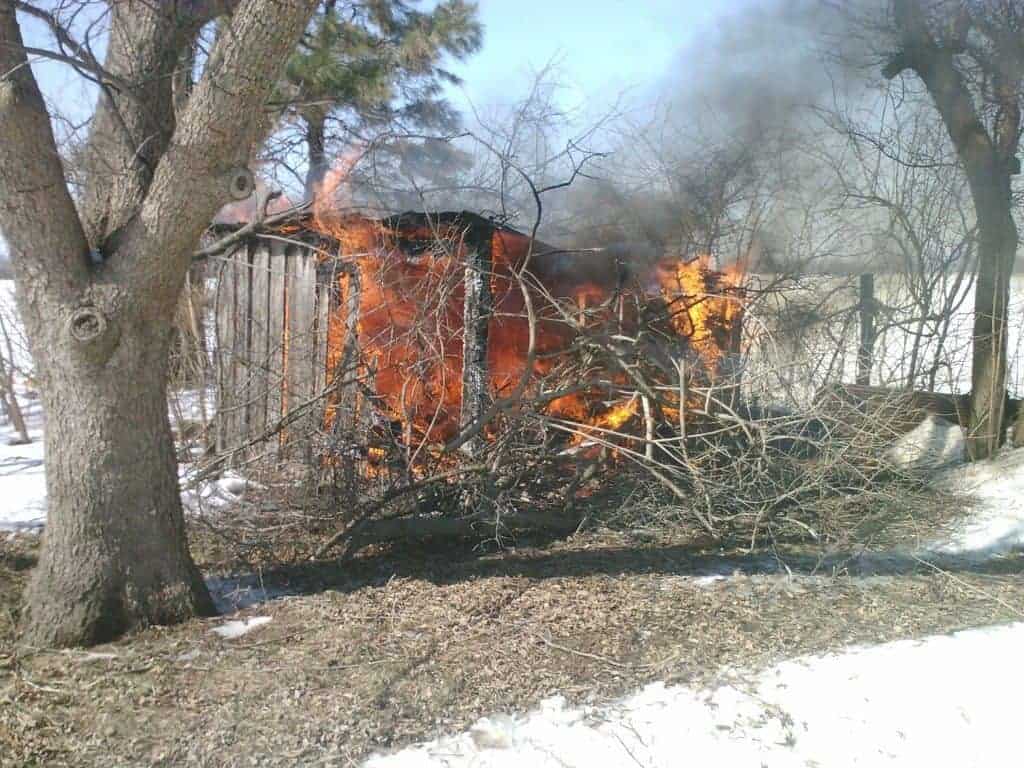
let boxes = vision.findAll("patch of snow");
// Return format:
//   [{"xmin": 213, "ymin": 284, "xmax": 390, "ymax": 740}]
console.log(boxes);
[
  {"xmin": 0, "ymin": 284, "xmax": 247, "ymax": 531},
  {"xmin": 0, "ymin": 281, "xmax": 35, "ymax": 374},
  {"xmin": 216, "ymin": 473, "xmax": 252, "ymax": 496},
  {"xmin": 179, "ymin": 468, "xmax": 256, "ymax": 514},
  {"xmin": 693, "ymin": 574, "xmax": 728, "ymax": 587},
  {"xmin": 67, "ymin": 651, "xmax": 118, "ymax": 663},
  {"xmin": 168, "ymin": 387, "xmax": 216, "ymax": 424},
  {"xmin": 211, "ymin": 615, "xmax": 272, "ymax": 639},
  {"xmin": 887, "ymin": 414, "xmax": 965, "ymax": 469},
  {"xmin": 0, "ymin": 427, "xmax": 252, "ymax": 529},
  {"xmin": 0, "ymin": 376, "xmax": 46, "ymax": 532},
  {"xmin": 366, "ymin": 621, "xmax": 1024, "ymax": 768},
  {"xmin": 934, "ymin": 446, "xmax": 1024, "ymax": 556},
  {"xmin": 0, "ymin": 439, "xmax": 46, "ymax": 532}
]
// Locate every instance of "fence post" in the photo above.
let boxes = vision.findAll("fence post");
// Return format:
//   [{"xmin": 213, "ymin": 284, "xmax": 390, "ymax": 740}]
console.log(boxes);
[
  {"xmin": 857, "ymin": 272, "xmax": 875, "ymax": 386},
  {"xmin": 459, "ymin": 222, "xmax": 494, "ymax": 458}
]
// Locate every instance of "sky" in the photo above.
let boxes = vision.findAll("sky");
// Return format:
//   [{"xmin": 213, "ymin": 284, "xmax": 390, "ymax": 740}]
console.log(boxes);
[
  {"xmin": 19, "ymin": 0, "xmax": 749, "ymax": 131},
  {"xmin": 0, "ymin": 0, "xmax": 752, "ymax": 262},
  {"xmin": 443, "ymin": 0, "xmax": 738, "ymax": 116}
]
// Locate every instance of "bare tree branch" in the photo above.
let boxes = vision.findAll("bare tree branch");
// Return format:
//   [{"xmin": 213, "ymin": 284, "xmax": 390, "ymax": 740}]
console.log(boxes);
[{"xmin": 0, "ymin": 1, "xmax": 91, "ymax": 299}]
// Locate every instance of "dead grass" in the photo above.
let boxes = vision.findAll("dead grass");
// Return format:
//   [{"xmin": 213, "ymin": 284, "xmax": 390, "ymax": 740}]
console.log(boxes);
[{"xmin": 2, "ymin": 519, "xmax": 1024, "ymax": 767}]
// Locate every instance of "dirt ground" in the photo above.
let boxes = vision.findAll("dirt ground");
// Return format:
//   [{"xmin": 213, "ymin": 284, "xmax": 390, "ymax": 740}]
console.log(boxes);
[{"xmin": 2, "ymin": 517, "xmax": 1024, "ymax": 768}]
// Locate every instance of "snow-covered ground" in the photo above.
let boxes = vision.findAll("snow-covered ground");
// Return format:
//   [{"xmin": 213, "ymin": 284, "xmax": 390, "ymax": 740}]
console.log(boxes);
[
  {"xmin": 0, "ymin": 282, "xmax": 254, "ymax": 532},
  {"xmin": 938, "ymin": 445, "xmax": 1024, "ymax": 556},
  {"xmin": 0, "ymin": 281, "xmax": 45, "ymax": 531},
  {"xmin": 0, "ymin": 385, "xmax": 250, "ymax": 535},
  {"xmin": 0, "ymin": 392, "xmax": 45, "ymax": 532},
  {"xmin": 367, "ymin": 621, "xmax": 1024, "ymax": 768},
  {"xmin": 358, "ymin": 422, "xmax": 1024, "ymax": 767}
]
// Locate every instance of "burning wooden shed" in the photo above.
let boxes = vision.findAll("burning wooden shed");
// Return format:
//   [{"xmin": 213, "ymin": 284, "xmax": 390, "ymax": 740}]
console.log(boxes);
[{"xmin": 212, "ymin": 209, "xmax": 745, "ymax": 466}]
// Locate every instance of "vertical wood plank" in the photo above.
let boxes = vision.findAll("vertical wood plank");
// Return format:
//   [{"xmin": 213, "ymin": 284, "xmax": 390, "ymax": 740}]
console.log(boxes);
[
  {"xmin": 266, "ymin": 240, "xmax": 288, "ymax": 454},
  {"xmin": 215, "ymin": 250, "xmax": 237, "ymax": 453},
  {"xmin": 285, "ymin": 246, "xmax": 317, "ymax": 457},
  {"xmin": 233, "ymin": 245, "xmax": 253, "ymax": 452},
  {"xmin": 314, "ymin": 257, "xmax": 346, "ymax": 464},
  {"xmin": 313, "ymin": 258, "xmax": 337, "ymax": 399},
  {"xmin": 331, "ymin": 262, "xmax": 363, "ymax": 474},
  {"xmin": 247, "ymin": 240, "xmax": 271, "ymax": 457}
]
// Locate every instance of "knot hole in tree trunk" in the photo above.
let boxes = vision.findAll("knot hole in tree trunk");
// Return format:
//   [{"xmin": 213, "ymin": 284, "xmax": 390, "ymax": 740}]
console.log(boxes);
[
  {"xmin": 68, "ymin": 306, "xmax": 107, "ymax": 342},
  {"xmin": 228, "ymin": 167, "xmax": 255, "ymax": 201},
  {"xmin": 66, "ymin": 305, "xmax": 119, "ymax": 363}
]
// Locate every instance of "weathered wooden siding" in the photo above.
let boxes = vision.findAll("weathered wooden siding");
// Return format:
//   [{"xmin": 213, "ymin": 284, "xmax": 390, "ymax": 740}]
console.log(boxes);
[{"xmin": 215, "ymin": 236, "xmax": 331, "ymax": 461}]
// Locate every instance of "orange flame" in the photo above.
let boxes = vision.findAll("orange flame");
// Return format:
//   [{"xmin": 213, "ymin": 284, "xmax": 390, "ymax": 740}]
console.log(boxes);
[
  {"xmin": 304, "ymin": 157, "xmax": 746, "ymax": 455},
  {"xmin": 657, "ymin": 255, "xmax": 744, "ymax": 370}
]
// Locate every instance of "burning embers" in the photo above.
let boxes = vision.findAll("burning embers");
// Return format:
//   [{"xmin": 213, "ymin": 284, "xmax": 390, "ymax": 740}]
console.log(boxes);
[{"xmin": 304, "ymin": 198, "xmax": 745, "ymax": 459}]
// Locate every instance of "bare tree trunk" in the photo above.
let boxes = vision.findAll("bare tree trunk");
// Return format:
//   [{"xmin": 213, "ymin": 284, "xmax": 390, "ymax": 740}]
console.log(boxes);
[
  {"xmin": 304, "ymin": 114, "xmax": 329, "ymax": 200},
  {"xmin": 884, "ymin": 0, "xmax": 1022, "ymax": 460},
  {"xmin": 0, "ymin": 0, "xmax": 318, "ymax": 647},
  {"xmin": 857, "ymin": 273, "xmax": 875, "ymax": 386},
  {"xmin": 967, "ymin": 207, "xmax": 1017, "ymax": 458},
  {"xmin": 0, "ymin": 362, "xmax": 29, "ymax": 446},
  {"xmin": 0, "ymin": 309, "xmax": 29, "ymax": 445},
  {"xmin": 20, "ymin": 324, "xmax": 214, "ymax": 646}
]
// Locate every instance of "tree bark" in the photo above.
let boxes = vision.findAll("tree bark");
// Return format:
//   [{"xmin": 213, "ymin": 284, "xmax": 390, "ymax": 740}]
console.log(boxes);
[
  {"xmin": 77, "ymin": 2, "xmax": 183, "ymax": 248},
  {"xmin": 885, "ymin": 0, "xmax": 1022, "ymax": 460},
  {"xmin": 857, "ymin": 273, "xmax": 875, "ymax": 386},
  {"xmin": 0, "ymin": 0, "xmax": 318, "ymax": 647},
  {"xmin": 967, "ymin": 199, "xmax": 1017, "ymax": 458},
  {"xmin": 20, "ymin": 322, "xmax": 214, "ymax": 647}
]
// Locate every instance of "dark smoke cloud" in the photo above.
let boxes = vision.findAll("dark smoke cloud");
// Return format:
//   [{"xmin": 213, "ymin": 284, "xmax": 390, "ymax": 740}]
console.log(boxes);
[
  {"xmin": 365, "ymin": 0, "xmax": 910, "ymax": 277},
  {"xmin": 538, "ymin": 0, "xmax": 905, "ymax": 272}
]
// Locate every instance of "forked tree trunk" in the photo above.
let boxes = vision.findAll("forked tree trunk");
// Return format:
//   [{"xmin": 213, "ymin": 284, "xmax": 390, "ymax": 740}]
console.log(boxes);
[
  {"xmin": 0, "ymin": 0, "xmax": 318, "ymax": 648},
  {"xmin": 19, "ymin": 317, "xmax": 214, "ymax": 647}
]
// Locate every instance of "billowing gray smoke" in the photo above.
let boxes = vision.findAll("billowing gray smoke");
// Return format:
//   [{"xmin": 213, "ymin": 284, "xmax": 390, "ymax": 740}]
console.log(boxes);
[
  {"xmin": 355, "ymin": 1, "xmax": 939, "ymax": 277},
  {"xmin": 539, "ymin": 0, "xmax": 897, "ymax": 274}
]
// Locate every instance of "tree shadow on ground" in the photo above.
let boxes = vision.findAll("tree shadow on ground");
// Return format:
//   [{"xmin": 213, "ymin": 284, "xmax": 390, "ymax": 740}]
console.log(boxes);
[{"xmin": 206, "ymin": 535, "xmax": 1024, "ymax": 614}]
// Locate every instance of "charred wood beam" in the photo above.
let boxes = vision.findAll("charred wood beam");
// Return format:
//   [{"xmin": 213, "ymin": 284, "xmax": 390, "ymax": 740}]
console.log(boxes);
[
  {"xmin": 335, "ymin": 262, "xmax": 361, "ymax": 387},
  {"xmin": 458, "ymin": 224, "xmax": 494, "ymax": 457},
  {"xmin": 708, "ymin": 289, "xmax": 745, "ymax": 416}
]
